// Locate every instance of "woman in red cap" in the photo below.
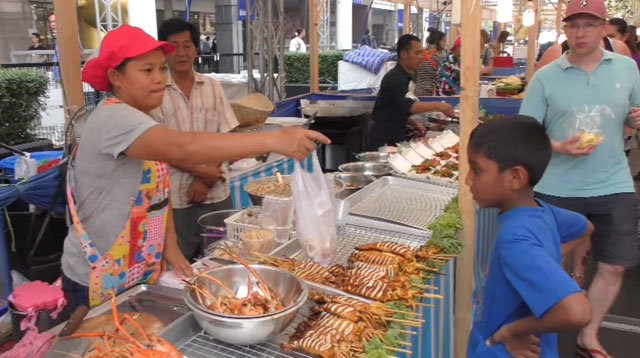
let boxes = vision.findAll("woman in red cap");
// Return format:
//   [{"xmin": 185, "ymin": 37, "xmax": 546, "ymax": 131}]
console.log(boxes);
[{"xmin": 61, "ymin": 25, "xmax": 329, "ymax": 310}]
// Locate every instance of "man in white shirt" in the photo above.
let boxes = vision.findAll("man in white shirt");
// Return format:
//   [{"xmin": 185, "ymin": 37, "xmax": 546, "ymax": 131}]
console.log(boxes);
[{"xmin": 152, "ymin": 18, "xmax": 239, "ymax": 261}]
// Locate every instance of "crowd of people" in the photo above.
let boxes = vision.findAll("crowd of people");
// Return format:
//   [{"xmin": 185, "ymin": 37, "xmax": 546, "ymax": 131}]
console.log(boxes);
[
  {"xmin": 22, "ymin": 1, "xmax": 640, "ymax": 356},
  {"xmin": 369, "ymin": 1, "xmax": 638, "ymax": 357}
]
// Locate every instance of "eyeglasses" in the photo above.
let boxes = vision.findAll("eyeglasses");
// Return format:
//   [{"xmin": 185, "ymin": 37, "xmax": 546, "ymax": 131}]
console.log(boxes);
[{"xmin": 565, "ymin": 22, "xmax": 604, "ymax": 33}]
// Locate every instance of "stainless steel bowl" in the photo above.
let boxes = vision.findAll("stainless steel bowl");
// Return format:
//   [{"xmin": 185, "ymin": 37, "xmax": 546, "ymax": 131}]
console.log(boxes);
[
  {"xmin": 333, "ymin": 172, "xmax": 375, "ymax": 190},
  {"xmin": 244, "ymin": 175, "xmax": 345, "ymax": 206},
  {"xmin": 338, "ymin": 162, "xmax": 390, "ymax": 178},
  {"xmin": 355, "ymin": 151, "xmax": 390, "ymax": 163},
  {"xmin": 184, "ymin": 264, "xmax": 308, "ymax": 345}
]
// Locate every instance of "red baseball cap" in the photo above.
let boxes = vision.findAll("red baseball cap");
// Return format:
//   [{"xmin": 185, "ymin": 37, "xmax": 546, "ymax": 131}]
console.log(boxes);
[
  {"xmin": 82, "ymin": 25, "xmax": 175, "ymax": 91},
  {"xmin": 450, "ymin": 37, "xmax": 461, "ymax": 51},
  {"xmin": 563, "ymin": 0, "xmax": 607, "ymax": 22}
]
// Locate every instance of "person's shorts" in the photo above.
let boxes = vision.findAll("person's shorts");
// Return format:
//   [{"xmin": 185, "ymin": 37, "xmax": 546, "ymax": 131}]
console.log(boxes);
[{"xmin": 535, "ymin": 192, "xmax": 639, "ymax": 268}]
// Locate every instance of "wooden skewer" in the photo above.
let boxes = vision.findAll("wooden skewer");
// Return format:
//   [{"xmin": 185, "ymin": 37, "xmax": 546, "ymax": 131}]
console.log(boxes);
[
  {"xmin": 416, "ymin": 302, "xmax": 435, "ymax": 307},
  {"xmin": 395, "ymin": 329, "xmax": 417, "ymax": 335},
  {"xmin": 384, "ymin": 317, "xmax": 422, "ymax": 327},
  {"xmin": 419, "ymin": 293, "xmax": 444, "ymax": 299},
  {"xmin": 412, "ymin": 283, "xmax": 438, "ymax": 290},
  {"xmin": 381, "ymin": 307, "xmax": 423, "ymax": 317},
  {"xmin": 398, "ymin": 341, "xmax": 413, "ymax": 347},
  {"xmin": 386, "ymin": 346, "xmax": 412, "ymax": 354}
]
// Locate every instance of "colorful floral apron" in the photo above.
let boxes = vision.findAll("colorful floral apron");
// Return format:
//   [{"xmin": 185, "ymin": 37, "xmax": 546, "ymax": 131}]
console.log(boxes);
[{"xmin": 66, "ymin": 101, "xmax": 171, "ymax": 306}]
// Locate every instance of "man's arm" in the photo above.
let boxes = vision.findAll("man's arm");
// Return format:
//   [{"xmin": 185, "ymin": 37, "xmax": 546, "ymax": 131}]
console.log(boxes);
[
  {"xmin": 491, "ymin": 292, "xmax": 591, "ymax": 343},
  {"xmin": 411, "ymin": 101, "xmax": 455, "ymax": 116}
]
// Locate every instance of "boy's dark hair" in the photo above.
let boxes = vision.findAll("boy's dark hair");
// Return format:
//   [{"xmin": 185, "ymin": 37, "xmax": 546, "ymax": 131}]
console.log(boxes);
[
  {"xmin": 396, "ymin": 34, "xmax": 421, "ymax": 57},
  {"xmin": 470, "ymin": 115, "xmax": 551, "ymax": 186},
  {"xmin": 158, "ymin": 18, "xmax": 200, "ymax": 48},
  {"xmin": 31, "ymin": 32, "xmax": 41, "ymax": 39}
]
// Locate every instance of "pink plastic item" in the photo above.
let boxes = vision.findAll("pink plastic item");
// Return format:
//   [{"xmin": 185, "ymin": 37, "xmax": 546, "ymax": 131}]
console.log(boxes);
[
  {"xmin": 0, "ymin": 330, "xmax": 55, "ymax": 358},
  {"xmin": 8, "ymin": 281, "xmax": 66, "ymax": 332}
]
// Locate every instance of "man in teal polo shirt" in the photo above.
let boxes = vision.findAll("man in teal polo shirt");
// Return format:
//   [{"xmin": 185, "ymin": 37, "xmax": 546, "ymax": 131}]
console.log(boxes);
[{"xmin": 520, "ymin": 0, "xmax": 640, "ymax": 356}]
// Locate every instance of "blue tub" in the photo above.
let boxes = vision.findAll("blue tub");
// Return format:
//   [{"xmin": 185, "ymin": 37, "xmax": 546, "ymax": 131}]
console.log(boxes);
[{"xmin": 0, "ymin": 150, "xmax": 63, "ymax": 182}]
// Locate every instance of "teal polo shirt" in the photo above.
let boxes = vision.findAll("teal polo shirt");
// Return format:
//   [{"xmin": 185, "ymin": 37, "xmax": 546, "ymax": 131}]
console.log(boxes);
[{"xmin": 520, "ymin": 50, "xmax": 640, "ymax": 197}]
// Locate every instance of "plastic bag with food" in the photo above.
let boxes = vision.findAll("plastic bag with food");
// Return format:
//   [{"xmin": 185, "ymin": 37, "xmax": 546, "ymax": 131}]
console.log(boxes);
[
  {"xmin": 291, "ymin": 153, "xmax": 337, "ymax": 265},
  {"xmin": 566, "ymin": 105, "xmax": 612, "ymax": 149}
]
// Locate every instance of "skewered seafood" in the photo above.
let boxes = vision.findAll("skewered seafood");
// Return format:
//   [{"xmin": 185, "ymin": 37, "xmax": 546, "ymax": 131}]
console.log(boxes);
[
  {"xmin": 349, "ymin": 250, "xmax": 408, "ymax": 267},
  {"xmin": 355, "ymin": 241, "xmax": 415, "ymax": 260}
]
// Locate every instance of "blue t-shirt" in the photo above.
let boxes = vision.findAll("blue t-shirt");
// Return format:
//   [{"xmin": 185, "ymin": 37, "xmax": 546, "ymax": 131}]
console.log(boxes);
[
  {"xmin": 468, "ymin": 200, "xmax": 587, "ymax": 357},
  {"xmin": 519, "ymin": 50, "xmax": 640, "ymax": 197}
]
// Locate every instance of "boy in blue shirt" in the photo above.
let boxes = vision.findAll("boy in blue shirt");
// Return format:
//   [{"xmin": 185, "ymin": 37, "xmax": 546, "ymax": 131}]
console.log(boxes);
[{"xmin": 466, "ymin": 116, "xmax": 593, "ymax": 357}]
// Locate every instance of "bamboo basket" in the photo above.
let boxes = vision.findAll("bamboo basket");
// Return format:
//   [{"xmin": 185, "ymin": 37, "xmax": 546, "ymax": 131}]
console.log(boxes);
[{"xmin": 231, "ymin": 93, "xmax": 275, "ymax": 131}]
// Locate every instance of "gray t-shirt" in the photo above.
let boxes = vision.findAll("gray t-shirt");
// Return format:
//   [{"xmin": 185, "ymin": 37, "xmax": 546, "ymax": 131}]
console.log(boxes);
[{"xmin": 61, "ymin": 100, "xmax": 158, "ymax": 286}]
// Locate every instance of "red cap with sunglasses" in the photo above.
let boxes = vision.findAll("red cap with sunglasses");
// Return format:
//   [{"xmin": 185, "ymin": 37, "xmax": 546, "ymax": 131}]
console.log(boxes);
[
  {"xmin": 82, "ymin": 25, "xmax": 175, "ymax": 91},
  {"xmin": 563, "ymin": 0, "xmax": 607, "ymax": 22}
]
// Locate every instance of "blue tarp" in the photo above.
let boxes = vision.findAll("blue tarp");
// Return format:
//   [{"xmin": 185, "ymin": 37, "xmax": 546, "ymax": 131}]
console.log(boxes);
[{"xmin": 0, "ymin": 163, "xmax": 66, "ymax": 298}]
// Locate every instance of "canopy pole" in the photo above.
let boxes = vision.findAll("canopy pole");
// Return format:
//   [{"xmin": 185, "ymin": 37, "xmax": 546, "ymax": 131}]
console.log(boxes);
[
  {"xmin": 52, "ymin": 0, "xmax": 85, "ymax": 125},
  {"xmin": 454, "ymin": 0, "xmax": 480, "ymax": 355},
  {"xmin": 403, "ymin": 0, "xmax": 410, "ymax": 34},
  {"xmin": 309, "ymin": 0, "xmax": 325, "ymax": 93},
  {"xmin": 526, "ymin": 0, "xmax": 539, "ymax": 81},
  {"xmin": 555, "ymin": 0, "xmax": 564, "ymax": 41}
]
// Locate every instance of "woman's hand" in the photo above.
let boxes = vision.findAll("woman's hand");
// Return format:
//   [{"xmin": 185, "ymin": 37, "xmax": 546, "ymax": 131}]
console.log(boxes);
[
  {"xmin": 162, "ymin": 245, "xmax": 194, "ymax": 278},
  {"xmin": 491, "ymin": 324, "xmax": 541, "ymax": 358},
  {"xmin": 271, "ymin": 127, "xmax": 330, "ymax": 161}
]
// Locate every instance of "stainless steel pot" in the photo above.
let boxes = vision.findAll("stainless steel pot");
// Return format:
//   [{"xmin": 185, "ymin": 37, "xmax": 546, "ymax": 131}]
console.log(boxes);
[
  {"xmin": 355, "ymin": 151, "xmax": 390, "ymax": 163},
  {"xmin": 338, "ymin": 162, "xmax": 390, "ymax": 178}
]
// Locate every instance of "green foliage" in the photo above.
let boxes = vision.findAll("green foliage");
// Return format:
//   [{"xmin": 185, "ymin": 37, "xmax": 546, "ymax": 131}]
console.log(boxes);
[
  {"xmin": 426, "ymin": 197, "xmax": 465, "ymax": 255},
  {"xmin": 0, "ymin": 70, "xmax": 49, "ymax": 145},
  {"xmin": 284, "ymin": 51, "xmax": 346, "ymax": 84}
]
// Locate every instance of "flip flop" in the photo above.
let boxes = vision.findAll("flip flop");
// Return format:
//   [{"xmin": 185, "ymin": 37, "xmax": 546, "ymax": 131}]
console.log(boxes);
[{"xmin": 576, "ymin": 344, "xmax": 613, "ymax": 358}]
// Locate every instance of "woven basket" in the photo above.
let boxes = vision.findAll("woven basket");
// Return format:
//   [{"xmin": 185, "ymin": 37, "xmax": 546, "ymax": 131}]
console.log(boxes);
[{"xmin": 231, "ymin": 93, "xmax": 274, "ymax": 131}]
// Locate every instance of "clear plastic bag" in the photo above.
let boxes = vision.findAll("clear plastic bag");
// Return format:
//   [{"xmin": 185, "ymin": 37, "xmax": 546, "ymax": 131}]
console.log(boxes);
[
  {"xmin": 14, "ymin": 155, "xmax": 38, "ymax": 180},
  {"xmin": 291, "ymin": 153, "xmax": 337, "ymax": 265},
  {"xmin": 566, "ymin": 105, "xmax": 612, "ymax": 149}
]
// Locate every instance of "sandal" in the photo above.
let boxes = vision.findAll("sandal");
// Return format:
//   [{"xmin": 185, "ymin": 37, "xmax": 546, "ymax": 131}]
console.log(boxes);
[
  {"xmin": 576, "ymin": 344, "xmax": 613, "ymax": 358},
  {"xmin": 570, "ymin": 273, "xmax": 587, "ymax": 289}
]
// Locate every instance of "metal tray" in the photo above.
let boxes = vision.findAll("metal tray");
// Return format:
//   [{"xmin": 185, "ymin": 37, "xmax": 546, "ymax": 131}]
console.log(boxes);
[
  {"xmin": 342, "ymin": 176, "xmax": 457, "ymax": 231},
  {"xmin": 48, "ymin": 284, "xmax": 189, "ymax": 335}
]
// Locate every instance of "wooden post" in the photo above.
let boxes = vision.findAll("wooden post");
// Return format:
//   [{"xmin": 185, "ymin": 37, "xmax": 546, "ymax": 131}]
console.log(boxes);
[
  {"xmin": 403, "ymin": 0, "xmax": 410, "ymax": 35},
  {"xmin": 52, "ymin": 0, "xmax": 85, "ymax": 123},
  {"xmin": 309, "ymin": 0, "xmax": 321, "ymax": 93},
  {"xmin": 455, "ymin": 0, "xmax": 480, "ymax": 356},
  {"xmin": 526, "ymin": 0, "xmax": 539, "ymax": 81},
  {"xmin": 555, "ymin": 0, "xmax": 563, "ymax": 41},
  {"xmin": 246, "ymin": 0, "xmax": 254, "ymax": 93}
]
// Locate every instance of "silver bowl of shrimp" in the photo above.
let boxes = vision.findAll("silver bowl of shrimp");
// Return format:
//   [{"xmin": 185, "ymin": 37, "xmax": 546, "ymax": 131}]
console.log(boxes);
[{"xmin": 183, "ymin": 264, "xmax": 308, "ymax": 345}]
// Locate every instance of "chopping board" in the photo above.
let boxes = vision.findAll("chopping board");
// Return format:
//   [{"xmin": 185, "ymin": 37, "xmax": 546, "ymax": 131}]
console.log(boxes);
[{"xmin": 74, "ymin": 313, "xmax": 164, "ymax": 354}]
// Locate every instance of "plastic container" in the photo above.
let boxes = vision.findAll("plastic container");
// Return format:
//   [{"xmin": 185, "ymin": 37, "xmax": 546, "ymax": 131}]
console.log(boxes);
[
  {"xmin": 0, "ymin": 151, "xmax": 63, "ymax": 183},
  {"xmin": 224, "ymin": 208, "xmax": 292, "ymax": 244}
]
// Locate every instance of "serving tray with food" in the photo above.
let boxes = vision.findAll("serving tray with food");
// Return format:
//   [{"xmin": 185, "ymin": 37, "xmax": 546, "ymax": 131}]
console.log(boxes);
[{"xmin": 387, "ymin": 130, "xmax": 460, "ymax": 184}]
